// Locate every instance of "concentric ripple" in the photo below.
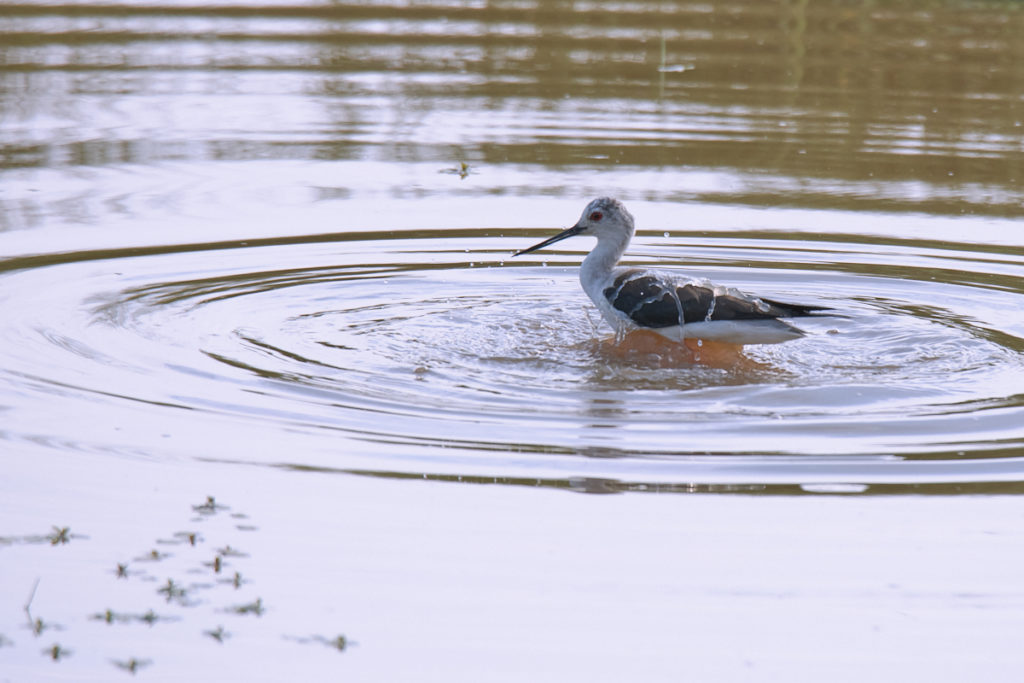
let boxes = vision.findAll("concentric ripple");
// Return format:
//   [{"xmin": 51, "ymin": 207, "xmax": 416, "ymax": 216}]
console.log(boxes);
[{"xmin": 2, "ymin": 229, "xmax": 1024, "ymax": 490}]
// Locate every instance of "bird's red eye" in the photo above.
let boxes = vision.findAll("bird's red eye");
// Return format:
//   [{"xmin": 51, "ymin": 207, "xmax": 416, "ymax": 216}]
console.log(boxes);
[{"xmin": 589, "ymin": 211, "xmax": 603, "ymax": 221}]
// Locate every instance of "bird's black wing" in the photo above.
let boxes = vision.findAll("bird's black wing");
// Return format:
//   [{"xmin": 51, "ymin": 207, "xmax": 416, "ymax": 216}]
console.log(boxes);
[
  {"xmin": 604, "ymin": 271, "xmax": 829, "ymax": 329},
  {"xmin": 603, "ymin": 271, "xmax": 682, "ymax": 328}
]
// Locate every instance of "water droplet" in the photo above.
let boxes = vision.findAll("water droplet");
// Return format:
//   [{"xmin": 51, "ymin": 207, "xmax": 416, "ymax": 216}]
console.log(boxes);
[{"xmin": 663, "ymin": 231, "xmax": 669, "ymax": 238}]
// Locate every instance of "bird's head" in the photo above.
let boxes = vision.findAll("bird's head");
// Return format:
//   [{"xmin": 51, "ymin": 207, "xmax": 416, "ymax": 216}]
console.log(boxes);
[{"xmin": 513, "ymin": 197, "xmax": 634, "ymax": 257}]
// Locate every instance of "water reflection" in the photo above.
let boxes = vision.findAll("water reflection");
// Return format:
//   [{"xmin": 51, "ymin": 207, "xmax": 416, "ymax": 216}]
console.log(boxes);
[
  {"xmin": 264, "ymin": 461, "xmax": 1024, "ymax": 497},
  {"xmin": 1, "ymin": 0, "xmax": 1024, "ymax": 483},
  {"xmin": 2, "ymin": 0, "xmax": 1023, "ymax": 232},
  {"xmin": 1, "ymin": 225, "xmax": 1021, "ymax": 484},
  {"xmin": 2, "ymin": 6, "xmax": 1024, "ymax": 680}
]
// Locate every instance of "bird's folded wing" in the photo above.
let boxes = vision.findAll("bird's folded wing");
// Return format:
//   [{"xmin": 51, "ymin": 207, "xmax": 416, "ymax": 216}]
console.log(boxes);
[{"xmin": 604, "ymin": 270, "xmax": 826, "ymax": 329}]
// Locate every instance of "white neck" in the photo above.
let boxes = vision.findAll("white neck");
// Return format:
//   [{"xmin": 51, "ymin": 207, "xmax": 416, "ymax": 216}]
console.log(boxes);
[{"xmin": 579, "ymin": 231, "xmax": 630, "ymax": 297}]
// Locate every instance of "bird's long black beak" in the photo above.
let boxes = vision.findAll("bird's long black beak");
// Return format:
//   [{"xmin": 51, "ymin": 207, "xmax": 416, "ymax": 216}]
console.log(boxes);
[{"xmin": 512, "ymin": 223, "xmax": 585, "ymax": 257}]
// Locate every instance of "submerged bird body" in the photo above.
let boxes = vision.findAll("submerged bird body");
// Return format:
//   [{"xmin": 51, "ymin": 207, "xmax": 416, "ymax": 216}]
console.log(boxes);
[{"xmin": 514, "ymin": 197, "xmax": 829, "ymax": 345}]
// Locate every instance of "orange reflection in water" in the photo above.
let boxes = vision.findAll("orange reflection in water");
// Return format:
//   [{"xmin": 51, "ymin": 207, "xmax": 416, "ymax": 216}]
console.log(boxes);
[{"xmin": 599, "ymin": 328, "xmax": 766, "ymax": 370}]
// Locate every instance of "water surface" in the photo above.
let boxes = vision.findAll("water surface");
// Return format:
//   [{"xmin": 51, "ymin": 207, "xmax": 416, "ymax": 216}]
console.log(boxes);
[{"xmin": 2, "ymin": 0, "xmax": 1024, "ymax": 679}]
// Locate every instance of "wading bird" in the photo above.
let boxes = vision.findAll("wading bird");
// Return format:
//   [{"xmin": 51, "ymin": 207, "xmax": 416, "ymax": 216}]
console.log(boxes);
[{"xmin": 513, "ymin": 197, "xmax": 830, "ymax": 345}]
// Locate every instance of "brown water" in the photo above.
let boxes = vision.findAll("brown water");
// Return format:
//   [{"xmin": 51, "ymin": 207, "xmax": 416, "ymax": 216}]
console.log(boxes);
[{"xmin": 3, "ymin": 1, "xmax": 1024, "ymax": 679}]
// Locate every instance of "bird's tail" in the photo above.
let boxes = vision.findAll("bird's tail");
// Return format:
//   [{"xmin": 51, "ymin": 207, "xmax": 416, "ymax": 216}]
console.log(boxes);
[{"xmin": 759, "ymin": 298, "xmax": 835, "ymax": 318}]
